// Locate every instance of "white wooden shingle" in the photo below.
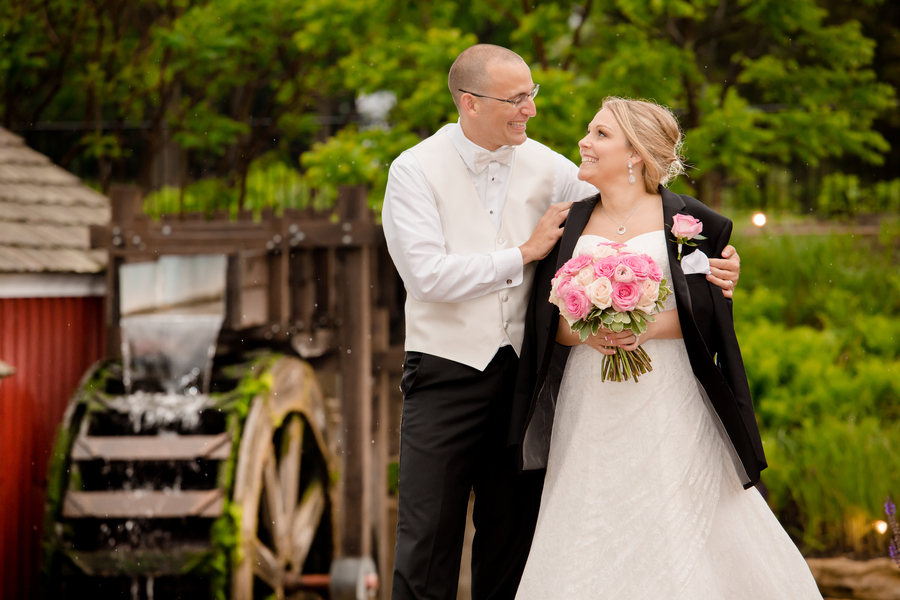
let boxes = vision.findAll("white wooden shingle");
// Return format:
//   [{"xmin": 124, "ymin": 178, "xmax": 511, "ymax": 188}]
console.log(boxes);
[{"xmin": 0, "ymin": 127, "xmax": 110, "ymax": 273}]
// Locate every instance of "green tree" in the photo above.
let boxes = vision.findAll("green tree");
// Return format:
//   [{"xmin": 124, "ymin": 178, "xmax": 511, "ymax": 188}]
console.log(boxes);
[
  {"xmin": 1, "ymin": 0, "xmax": 895, "ymax": 211},
  {"xmin": 0, "ymin": 0, "xmax": 363, "ymax": 201},
  {"xmin": 302, "ymin": 0, "xmax": 895, "ymax": 208}
]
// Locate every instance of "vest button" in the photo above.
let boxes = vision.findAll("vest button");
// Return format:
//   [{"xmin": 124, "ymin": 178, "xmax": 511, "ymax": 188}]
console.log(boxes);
[
  {"xmin": 506, "ymin": 279, "xmax": 512, "ymax": 285},
  {"xmin": 503, "ymin": 295, "xmax": 509, "ymax": 302},
  {"xmin": 498, "ymin": 237, "xmax": 505, "ymax": 245},
  {"xmin": 503, "ymin": 321, "xmax": 509, "ymax": 330}
]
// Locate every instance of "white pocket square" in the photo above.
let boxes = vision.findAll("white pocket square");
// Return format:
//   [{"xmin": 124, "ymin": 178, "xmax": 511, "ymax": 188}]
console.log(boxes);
[{"xmin": 681, "ymin": 249, "xmax": 711, "ymax": 275}]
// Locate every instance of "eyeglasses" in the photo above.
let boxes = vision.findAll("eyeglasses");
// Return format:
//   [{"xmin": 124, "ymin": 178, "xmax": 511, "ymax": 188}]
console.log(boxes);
[{"xmin": 457, "ymin": 84, "xmax": 540, "ymax": 109}]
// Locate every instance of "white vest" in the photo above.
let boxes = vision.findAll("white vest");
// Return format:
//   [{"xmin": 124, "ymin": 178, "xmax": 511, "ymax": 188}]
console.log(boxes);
[{"xmin": 405, "ymin": 127, "xmax": 556, "ymax": 370}]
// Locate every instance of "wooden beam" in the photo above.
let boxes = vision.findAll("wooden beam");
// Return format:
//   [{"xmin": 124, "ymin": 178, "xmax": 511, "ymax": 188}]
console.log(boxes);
[
  {"xmin": 67, "ymin": 546, "xmax": 212, "ymax": 577},
  {"xmin": 63, "ymin": 489, "xmax": 224, "ymax": 518},
  {"xmin": 70, "ymin": 432, "xmax": 232, "ymax": 461}
]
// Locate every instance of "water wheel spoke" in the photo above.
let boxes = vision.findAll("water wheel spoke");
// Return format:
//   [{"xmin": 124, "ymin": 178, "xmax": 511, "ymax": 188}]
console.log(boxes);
[
  {"xmin": 280, "ymin": 416, "xmax": 303, "ymax": 518},
  {"xmin": 263, "ymin": 443, "xmax": 289, "ymax": 557},
  {"xmin": 233, "ymin": 397, "xmax": 266, "ymax": 505},
  {"xmin": 250, "ymin": 536, "xmax": 284, "ymax": 597},
  {"xmin": 290, "ymin": 480, "xmax": 326, "ymax": 572}
]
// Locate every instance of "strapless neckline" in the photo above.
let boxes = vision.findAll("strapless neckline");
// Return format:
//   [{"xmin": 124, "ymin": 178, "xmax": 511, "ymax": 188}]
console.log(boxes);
[{"xmin": 578, "ymin": 230, "xmax": 665, "ymax": 245}]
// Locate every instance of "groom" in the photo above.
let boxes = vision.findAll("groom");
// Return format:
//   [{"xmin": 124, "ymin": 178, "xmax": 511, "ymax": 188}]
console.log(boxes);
[{"xmin": 382, "ymin": 44, "xmax": 741, "ymax": 600}]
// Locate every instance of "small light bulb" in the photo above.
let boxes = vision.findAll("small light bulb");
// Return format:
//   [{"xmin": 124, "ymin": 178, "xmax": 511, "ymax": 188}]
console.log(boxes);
[
  {"xmin": 875, "ymin": 520, "xmax": 888, "ymax": 534},
  {"xmin": 752, "ymin": 213, "xmax": 767, "ymax": 227}
]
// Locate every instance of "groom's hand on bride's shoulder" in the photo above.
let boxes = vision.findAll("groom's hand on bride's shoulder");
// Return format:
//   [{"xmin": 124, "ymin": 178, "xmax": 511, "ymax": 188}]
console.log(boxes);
[
  {"xmin": 519, "ymin": 201, "xmax": 573, "ymax": 265},
  {"xmin": 707, "ymin": 245, "xmax": 740, "ymax": 299}
]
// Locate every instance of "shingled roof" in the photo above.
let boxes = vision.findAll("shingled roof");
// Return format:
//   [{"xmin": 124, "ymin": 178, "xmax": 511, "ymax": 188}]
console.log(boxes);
[{"xmin": 0, "ymin": 127, "xmax": 109, "ymax": 273}]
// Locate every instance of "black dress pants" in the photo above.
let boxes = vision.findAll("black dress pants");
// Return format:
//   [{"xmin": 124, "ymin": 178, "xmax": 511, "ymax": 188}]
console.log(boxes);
[{"xmin": 391, "ymin": 347, "xmax": 544, "ymax": 600}]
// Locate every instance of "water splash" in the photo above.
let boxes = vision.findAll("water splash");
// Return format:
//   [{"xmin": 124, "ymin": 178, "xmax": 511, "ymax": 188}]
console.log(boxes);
[
  {"xmin": 120, "ymin": 314, "xmax": 223, "ymax": 395},
  {"xmin": 106, "ymin": 392, "xmax": 215, "ymax": 434}
]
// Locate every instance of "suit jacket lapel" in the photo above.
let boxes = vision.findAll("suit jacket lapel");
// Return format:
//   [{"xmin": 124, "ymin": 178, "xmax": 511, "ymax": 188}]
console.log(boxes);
[
  {"xmin": 556, "ymin": 195, "xmax": 599, "ymax": 270},
  {"xmin": 660, "ymin": 186, "xmax": 694, "ymax": 315}
]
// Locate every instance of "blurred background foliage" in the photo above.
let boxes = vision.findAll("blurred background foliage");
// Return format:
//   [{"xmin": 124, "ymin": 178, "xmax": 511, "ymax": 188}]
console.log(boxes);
[
  {"xmin": 733, "ymin": 228, "xmax": 900, "ymax": 556},
  {"xmin": 1, "ymin": 0, "xmax": 898, "ymax": 213},
  {"xmin": 2, "ymin": 0, "xmax": 900, "ymax": 556}
]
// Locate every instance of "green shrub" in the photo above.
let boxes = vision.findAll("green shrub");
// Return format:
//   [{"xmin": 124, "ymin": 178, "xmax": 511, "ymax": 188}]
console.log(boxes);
[{"xmin": 732, "ymin": 230, "xmax": 900, "ymax": 556}]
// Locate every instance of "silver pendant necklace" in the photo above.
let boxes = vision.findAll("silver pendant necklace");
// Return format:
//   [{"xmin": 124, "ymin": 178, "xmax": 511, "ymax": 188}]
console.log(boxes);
[{"xmin": 601, "ymin": 193, "xmax": 646, "ymax": 235}]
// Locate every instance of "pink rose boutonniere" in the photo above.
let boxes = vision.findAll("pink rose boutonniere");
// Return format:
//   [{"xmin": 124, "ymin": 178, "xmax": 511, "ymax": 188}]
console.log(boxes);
[{"xmin": 669, "ymin": 214, "xmax": 707, "ymax": 260}]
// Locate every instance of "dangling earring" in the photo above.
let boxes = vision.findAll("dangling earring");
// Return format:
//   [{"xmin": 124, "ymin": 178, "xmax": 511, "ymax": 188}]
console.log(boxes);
[{"xmin": 628, "ymin": 159, "xmax": 636, "ymax": 184}]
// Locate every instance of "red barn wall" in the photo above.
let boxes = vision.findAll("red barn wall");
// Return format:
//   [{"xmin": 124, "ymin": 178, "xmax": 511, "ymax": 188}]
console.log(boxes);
[{"xmin": 0, "ymin": 297, "xmax": 105, "ymax": 600}]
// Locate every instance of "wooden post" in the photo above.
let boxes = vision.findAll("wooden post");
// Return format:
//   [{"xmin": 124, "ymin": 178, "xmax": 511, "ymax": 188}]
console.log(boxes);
[
  {"xmin": 105, "ymin": 185, "xmax": 142, "ymax": 357},
  {"xmin": 267, "ymin": 220, "xmax": 292, "ymax": 331},
  {"xmin": 371, "ymin": 306, "xmax": 392, "ymax": 600},
  {"xmin": 336, "ymin": 186, "xmax": 373, "ymax": 557}
]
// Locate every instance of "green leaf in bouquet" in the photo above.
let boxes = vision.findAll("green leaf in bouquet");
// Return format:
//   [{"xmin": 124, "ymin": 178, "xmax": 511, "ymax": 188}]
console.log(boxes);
[
  {"xmin": 611, "ymin": 322, "xmax": 624, "ymax": 333},
  {"xmin": 602, "ymin": 313, "xmax": 615, "ymax": 325},
  {"xmin": 591, "ymin": 320, "xmax": 601, "ymax": 336},
  {"xmin": 621, "ymin": 313, "xmax": 631, "ymax": 324},
  {"xmin": 579, "ymin": 327, "xmax": 591, "ymax": 342}
]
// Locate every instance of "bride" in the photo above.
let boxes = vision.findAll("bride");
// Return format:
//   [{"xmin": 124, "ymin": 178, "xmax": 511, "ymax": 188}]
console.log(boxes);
[{"xmin": 511, "ymin": 97, "xmax": 823, "ymax": 599}]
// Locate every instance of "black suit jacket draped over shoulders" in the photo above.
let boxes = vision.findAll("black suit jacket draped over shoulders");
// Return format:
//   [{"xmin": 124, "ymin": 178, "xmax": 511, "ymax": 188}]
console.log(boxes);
[{"xmin": 508, "ymin": 186, "xmax": 767, "ymax": 489}]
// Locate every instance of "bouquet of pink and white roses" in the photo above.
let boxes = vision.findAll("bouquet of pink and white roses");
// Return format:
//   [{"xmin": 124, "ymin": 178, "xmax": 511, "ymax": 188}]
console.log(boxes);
[{"xmin": 550, "ymin": 241, "xmax": 672, "ymax": 382}]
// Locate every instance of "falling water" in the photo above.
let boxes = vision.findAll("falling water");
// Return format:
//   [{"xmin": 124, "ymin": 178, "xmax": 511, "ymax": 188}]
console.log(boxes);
[{"xmin": 120, "ymin": 314, "xmax": 223, "ymax": 396}]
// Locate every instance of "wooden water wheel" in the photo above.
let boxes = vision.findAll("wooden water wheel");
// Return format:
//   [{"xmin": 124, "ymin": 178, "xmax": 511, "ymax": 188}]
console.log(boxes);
[
  {"xmin": 41, "ymin": 353, "xmax": 358, "ymax": 600},
  {"xmin": 230, "ymin": 359, "xmax": 334, "ymax": 599}
]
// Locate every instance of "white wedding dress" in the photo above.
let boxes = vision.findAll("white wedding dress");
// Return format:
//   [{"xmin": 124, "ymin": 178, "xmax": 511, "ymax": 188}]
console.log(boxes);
[{"xmin": 515, "ymin": 232, "xmax": 822, "ymax": 600}]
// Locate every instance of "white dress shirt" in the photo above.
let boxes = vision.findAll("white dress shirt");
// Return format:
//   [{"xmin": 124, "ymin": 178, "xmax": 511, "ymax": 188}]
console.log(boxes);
[{"xmin": 383, "ymin": 122, "xmax": 597, "ymax": 307}]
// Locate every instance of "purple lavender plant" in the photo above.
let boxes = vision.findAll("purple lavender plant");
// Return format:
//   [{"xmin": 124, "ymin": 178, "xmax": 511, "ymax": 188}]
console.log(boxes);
[{"xmin": 886, "ymin": 496, "xmax": 900, "ymax": 568}]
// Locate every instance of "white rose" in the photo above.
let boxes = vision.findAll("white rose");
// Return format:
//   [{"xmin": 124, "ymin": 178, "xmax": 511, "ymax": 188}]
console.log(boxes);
[
  {"xmin": 575, "ymin": 265, "xmax": 595, "ymax": 287},
  {"xmin": 591, "ymin": 244, "xmax": 617, "ymax": 260},
  {"xmin": 586, "ymin": 277, "xmax": 613, "ymax": 309},
  {"xmin": 635, "ymin": 280, "xmax": 660, "ymax": 314}
]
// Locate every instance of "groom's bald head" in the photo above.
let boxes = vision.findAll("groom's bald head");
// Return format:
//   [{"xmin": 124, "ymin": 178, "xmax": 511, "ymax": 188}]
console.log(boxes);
[{"xmin": 449, "ymin": 44, "xmax": 527, "ymax": 111}]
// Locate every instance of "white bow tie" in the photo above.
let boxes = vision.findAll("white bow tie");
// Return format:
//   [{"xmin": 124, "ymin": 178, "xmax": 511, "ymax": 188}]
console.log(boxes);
[{"xmin": 472, "ymin": 146, "xmax": 514, "ymax": 174}]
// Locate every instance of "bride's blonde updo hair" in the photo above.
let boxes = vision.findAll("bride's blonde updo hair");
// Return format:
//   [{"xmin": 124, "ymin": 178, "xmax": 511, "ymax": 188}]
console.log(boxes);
[{"xmin": 601, "ymin": 96, "xmax": 685, "ymax": 194}]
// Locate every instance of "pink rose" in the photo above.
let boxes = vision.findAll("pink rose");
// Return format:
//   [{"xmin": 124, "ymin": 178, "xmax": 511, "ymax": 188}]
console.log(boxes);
[
  {"xmin": 556, "ymin": 275, "xmax": 576, "ymax": 299},
  {"xmin": 671, "ymin": 214, "xmax": 703, "ymax": 240},
  {"xmin": 620, "ymin": 255, "xmax": 651, "ymax": 281},
  {"xmin": 613, "ymin": 263, "xmax": 635, "ymax": 283},
  {"xmin": 564, "ymin": 287, "xmax": 591, "ymax": 322},
  {"xmin": 643, "ymin": 254, "xmax": 663, "ymax": 283},
  {"xmin": 594, "ymin": 256, "xmax": 619, "ymax": 279},
  {"xmin": 611, "ymin": 280, "xmax": 642, "ymax": 312},
  {"xmin": 559, "ymin": 254, "xmax": 593, "ymax": 276},
  {"xmin": 586, "ymin": 277, "xmax": 613, "ymax": 309}
]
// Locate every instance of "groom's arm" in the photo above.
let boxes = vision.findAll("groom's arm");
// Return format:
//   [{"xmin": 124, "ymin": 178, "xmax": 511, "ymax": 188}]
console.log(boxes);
[{"xmin": 383, "ymin": 153, "xmax": 569, "ymax": 303}]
